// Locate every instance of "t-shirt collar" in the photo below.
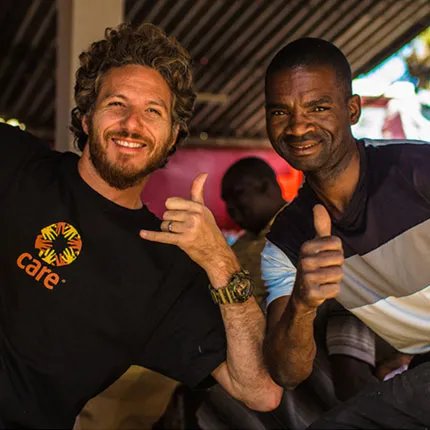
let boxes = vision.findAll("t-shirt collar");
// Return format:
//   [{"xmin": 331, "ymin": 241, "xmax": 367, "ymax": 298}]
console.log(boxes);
[{"xmin": 306, "ymin": 139, "xmax": 368, "ymax": 232}]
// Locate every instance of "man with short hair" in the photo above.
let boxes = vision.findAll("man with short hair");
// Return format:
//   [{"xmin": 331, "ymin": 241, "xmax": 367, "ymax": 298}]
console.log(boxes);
[
  {"xmin": 262, "ymin": 37, "xmax": 430, "ymax": 427},
  {"xmin": 0, "ymin": 23, "xmax": 281, "ymax": 429}
]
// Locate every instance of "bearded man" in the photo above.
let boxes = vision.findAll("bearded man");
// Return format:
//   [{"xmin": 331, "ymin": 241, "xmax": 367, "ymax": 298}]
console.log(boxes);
[{"xmin": 0, "ymin": 23, "xmax": 281, "ymax": 429}]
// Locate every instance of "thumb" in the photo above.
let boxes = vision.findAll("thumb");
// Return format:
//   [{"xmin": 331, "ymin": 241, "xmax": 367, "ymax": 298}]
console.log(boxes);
[
  {"xmin": 190, "ymin": 172, "xmax": 208, "ymax": 205},
  {"xmin": 313, "ymin": 204, "xmax": 331, "ymax": 237}
]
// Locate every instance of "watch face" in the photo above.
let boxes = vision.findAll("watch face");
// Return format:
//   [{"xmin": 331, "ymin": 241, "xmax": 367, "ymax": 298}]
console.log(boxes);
[
  {"xmin": 210, "ymin": 269, "xmax": 253, "ymax": 304},
  {"xmin": 232, "ymin": 272, "xmax": 253, "ymax": 302},
  {"xmin": 235, "ymin": 278, "xmax": 251, "ymax": 295}
]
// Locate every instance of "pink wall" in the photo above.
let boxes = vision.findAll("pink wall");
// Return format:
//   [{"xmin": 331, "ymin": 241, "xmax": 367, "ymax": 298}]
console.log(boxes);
[{"xmin": 142, "ymin": 147, "xmax": 301, "ymax": 230}]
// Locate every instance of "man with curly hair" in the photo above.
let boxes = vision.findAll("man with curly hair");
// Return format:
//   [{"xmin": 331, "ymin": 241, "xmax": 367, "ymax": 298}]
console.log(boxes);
[{"xmin": 0, "ymin": 23, "xmax": 281, "ymax": 429}]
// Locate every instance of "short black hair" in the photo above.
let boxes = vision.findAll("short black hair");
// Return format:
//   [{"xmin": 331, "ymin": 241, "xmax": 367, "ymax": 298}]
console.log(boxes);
[
  {"xmin": 266, "ymin": 37, "xmax": 352, "ymax": 97},
  {"xmin": 221, "ymin": 157, "xmax": 278, "ymax": 201}
]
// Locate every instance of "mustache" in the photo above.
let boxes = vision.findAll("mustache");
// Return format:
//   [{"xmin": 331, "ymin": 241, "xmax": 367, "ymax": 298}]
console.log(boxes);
[
  {"xmin": 279, "ymin": 132, "xmax": 324, "ymax": 145},
  {"xmin": 105, "ymin": 129, "xmax": 153, "ymax": 146}
]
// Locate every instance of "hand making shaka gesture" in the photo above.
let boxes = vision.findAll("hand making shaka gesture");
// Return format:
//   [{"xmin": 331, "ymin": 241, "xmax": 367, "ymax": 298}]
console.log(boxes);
[{"xmin": 140, "ymin": 173, "xmax": 239, "ymax": 286}]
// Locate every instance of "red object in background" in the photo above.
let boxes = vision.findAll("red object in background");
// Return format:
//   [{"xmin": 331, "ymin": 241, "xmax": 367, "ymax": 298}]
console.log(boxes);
[
  {"xmin": 142, "ymin": 147, "xmax": 302, "ymax": 230},
  {"xmin": 277, "ymin": 171, "xmax": 303, "ymax": 202}
]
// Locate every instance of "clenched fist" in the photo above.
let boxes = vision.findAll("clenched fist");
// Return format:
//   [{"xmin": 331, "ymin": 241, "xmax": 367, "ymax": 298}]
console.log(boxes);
[{"xmin": 293, "ymin": 204, "xmax": 344, "ymax": 309}]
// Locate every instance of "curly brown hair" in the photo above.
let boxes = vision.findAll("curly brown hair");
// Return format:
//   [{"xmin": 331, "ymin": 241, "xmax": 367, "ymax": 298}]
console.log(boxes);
[{"xmin": 70, "ymin": 22, "xmax": 196, "ymax": 152}]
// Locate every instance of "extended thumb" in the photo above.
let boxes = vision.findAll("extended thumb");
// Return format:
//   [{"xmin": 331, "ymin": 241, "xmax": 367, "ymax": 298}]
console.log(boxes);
[
  {"xmin": 313, "ymin": 204, "xmax": 331, "ymax": 237},
  {"xmin": 190, "ymin": 172, "xmax": 208, "ymax": 204}
]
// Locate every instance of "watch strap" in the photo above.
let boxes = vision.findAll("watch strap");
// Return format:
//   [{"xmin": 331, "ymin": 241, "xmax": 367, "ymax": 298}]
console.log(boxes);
[{"xmin": 209, "ymin": 268, "xmax": 253, "ymax": 304}]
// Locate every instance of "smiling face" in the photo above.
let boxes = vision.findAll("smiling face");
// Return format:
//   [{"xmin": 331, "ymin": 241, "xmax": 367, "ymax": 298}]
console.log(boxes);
[
  {"xmin": 82, "ymin": 64, "xmax": 178, "ymax": 190},
  {"xmin": 265, "ymin": 65, "xmax": 360, "ymax": 174}
]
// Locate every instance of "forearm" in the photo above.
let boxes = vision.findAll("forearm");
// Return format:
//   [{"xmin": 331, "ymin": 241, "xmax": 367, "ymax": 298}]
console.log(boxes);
[
  {"xmin": 205, "ymin": 251, "xmax": 280, "ymax": 411},
  {"xmin": 219, "ymin": 297, "xmax": 281, "ymax": 411},
  {"xmin": 204, "ymin": 246, "xmax": 240, "ymax": 288},
  {"xmin": 265, "ymin": 297, "xmax": 317, "ymax": 389}
]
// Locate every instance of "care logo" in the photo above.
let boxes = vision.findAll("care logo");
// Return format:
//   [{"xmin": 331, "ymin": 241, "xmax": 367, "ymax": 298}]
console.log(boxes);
[
  {"xmin": 35, "ymin": 222, "xmax": 82, "ymax": 266},
  {"xmin": 16, "ymin": 222, "xmax": 82, "ymax": 290}
]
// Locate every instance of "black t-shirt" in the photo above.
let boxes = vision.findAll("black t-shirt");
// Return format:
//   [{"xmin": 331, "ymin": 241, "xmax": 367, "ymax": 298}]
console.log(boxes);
[{"xmin": 0, "ymin": 124, "xmax": 226, "ymax": 429}]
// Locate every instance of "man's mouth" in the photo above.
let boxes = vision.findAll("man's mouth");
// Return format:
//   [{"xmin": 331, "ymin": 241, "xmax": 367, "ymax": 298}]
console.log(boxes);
[
  {"xmin": 112, "ymin": 138, "xmax": 147, "ymax": 149},
  {"xmin": 291, "ymin": 142, "xmax": 318, "ymax": 149},
  {"xmin": 287, "ymin": 140, "xmax": 320, "ymax": 153}
]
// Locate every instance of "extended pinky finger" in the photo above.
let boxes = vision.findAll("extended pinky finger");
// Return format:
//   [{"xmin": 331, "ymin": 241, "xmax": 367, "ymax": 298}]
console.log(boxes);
[{"xmin": 139, "ymin": 229, "xmax": 177, "ymax": 245}]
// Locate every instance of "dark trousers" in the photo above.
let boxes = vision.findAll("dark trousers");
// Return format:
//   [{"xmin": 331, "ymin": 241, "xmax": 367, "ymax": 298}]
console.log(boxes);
[{"xmin": 309, "ymin": 355, "xmax": 430, "ymax": 429}]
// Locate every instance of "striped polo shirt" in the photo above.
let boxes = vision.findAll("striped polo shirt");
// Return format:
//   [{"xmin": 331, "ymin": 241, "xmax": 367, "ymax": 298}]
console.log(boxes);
[{"xmin": 264, "ymin": 138, "xmax": 430, "ymax": 355}]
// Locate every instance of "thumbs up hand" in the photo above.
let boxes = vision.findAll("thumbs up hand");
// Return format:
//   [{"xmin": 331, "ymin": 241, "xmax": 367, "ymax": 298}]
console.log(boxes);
[
  {"xmin": 140, "ymin": 173, "xmax": 238, "ymax": 277},
  {"xmin": 313, "ymin": 204, "xmax": 332, "ymax": 238},
  {"xmin": 292, "ymin": 204, "xmax": 344, "ymax": 310}
]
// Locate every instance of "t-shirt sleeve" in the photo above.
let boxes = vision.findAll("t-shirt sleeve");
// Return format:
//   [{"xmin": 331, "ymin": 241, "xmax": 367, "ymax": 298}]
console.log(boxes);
[
  {"xmin": 138, "ymin": 269, "xmax": 227, "ymax": 388},
  {"xmin": 0, "ymin": 123, "xmax": 51, "ymax": 194},
  {"xmin": 326, "ymin": 301, "xmax": 376, "ymax": 367},
  {"xmin": 261, "ymin": 240, "xmax": 296, "ymax": 308}
]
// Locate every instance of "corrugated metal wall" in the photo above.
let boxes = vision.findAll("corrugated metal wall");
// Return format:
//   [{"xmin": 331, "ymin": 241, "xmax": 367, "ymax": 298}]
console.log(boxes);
[{"xmin": 0, "ymin": 0, "xmax": 429, "ymax": 141}]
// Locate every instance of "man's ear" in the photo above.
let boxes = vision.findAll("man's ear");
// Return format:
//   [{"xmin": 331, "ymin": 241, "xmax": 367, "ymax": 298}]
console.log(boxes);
[
  {"xmin": 348, "ymin": 94, "xmax": 361, "ymax": 125},
  {"xmin": 170, "ymin": 124, "xmax": 180, "ymax": 150},
  {"xmin": 82, "ymin": 114, "xmax": 89, "ymax": 135}
]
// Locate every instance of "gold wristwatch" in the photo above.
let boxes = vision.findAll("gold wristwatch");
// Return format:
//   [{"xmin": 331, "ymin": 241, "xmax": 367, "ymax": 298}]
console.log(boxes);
[{"xmin": 209, "ymin": 268, "xmax": 253, "ymax": 304}]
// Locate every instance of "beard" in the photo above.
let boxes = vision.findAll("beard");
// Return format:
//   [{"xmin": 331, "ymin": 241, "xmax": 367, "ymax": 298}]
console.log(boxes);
[{"xmin": 87, "ymin": 121, "xmax": 174, "ymax": 190}]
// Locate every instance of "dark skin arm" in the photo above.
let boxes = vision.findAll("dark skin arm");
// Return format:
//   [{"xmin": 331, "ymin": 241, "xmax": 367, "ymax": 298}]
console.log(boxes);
[
  {"xmin": 266, "ymin": 300, "xmax": 377, "ymax": 397},
  {"xmin": 265, "ymin": 295, "xmax": 318, "ymax": 389},
  {"xmin": 264, "ymin": 205, "xmax": 344, "ymax": 389},
  {"xmin": 374, "ymin": 353, "xmax": 413, "ymax": 380}
]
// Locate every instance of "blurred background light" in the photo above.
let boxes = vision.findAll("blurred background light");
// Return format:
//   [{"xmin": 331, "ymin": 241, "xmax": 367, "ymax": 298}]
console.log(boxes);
[{"xmin": 1, "ymin": 117, "xmax": 26, "ymax": 130}]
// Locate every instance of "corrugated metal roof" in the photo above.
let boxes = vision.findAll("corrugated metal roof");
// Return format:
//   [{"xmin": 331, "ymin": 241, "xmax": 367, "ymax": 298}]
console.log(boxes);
[{"xmin": 0, "ymin": 0, "xmax": 429, "ymax": 143}]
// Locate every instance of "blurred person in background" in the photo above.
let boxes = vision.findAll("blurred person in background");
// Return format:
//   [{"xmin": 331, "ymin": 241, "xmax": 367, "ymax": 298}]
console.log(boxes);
[{"xmin": 221, "ymin": 157, "xmax": 288, "ymax": 310}]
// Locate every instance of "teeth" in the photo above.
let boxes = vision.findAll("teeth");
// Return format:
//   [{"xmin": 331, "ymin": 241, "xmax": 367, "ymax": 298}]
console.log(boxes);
[
  {"xmin": 114, "ymin": 139, "xmax": 144, "ymax": 148},
  {"xmin": 295, "ymin": 143, "xmax": 316, "ymax": 150}
]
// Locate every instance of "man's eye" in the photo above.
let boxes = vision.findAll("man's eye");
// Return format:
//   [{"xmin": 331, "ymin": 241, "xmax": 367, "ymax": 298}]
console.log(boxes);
[
  {"xmin": 147, "ymin": 108, "xmax": 161, "ymax": 116},
  {"xmin": 108, "ymin": 101, "xmax": 125, "ymax": 107},
  {"xmin": 313, "ymin": 106, "xmax": 328, "ymax": 112},
  {"xmin": 271, "ymin": 110, "xmax": 286, "ymax": 117}
]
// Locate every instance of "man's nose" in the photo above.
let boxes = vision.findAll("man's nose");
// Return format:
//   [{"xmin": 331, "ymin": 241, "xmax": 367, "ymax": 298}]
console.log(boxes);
[
  {"xmin": 121, "ymin": 107, "xmax": 144, "ymax": 131},
  {"xmin": 285, "ymin": 111, "xmax": 314, "ymax": 136}
]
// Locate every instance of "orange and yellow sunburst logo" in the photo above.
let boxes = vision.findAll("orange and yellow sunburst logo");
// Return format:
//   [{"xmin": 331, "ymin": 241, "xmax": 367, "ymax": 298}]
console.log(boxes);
[{"xmin": 34, "ymin": 222, "xmax": 82, "ymax": 267}]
